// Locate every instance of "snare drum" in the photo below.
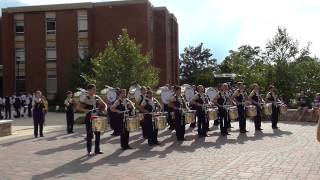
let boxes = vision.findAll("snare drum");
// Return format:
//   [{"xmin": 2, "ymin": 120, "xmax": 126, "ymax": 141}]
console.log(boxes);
[
  {"xmin": 126, "ymin": 116, "xmax": 140, "ymax": 132},
  {"xmin": 263, "ymin": 103, "xmax": 273, "ymax": 116},
  {"xmin": 280, "ymin": 104, "xmax": 288, "ymax": 114},
  {"xmin": 207, "ymin": 108, "xmax": 218, "ymax": 121},
  {"xmin": 137, "ymin": 113, "xmax": 144, "ymax": 122},
  {"xmin": 183, "ymin": 110, "xmax": 196, "ymax": 124},
  {"xmin": 154, "ymin": 115, "xmax": 168, "ymax": 130},
  {"xmin": 228, "ymin": 106, "xmax": 239, "ymax": 120},
  {"xmin": 246, "ymin": 105, "xmax": 257, "ymax": 117},
  {"xmin": 91, "ymin": 116, "xmax": 108, "ymax": 132}
]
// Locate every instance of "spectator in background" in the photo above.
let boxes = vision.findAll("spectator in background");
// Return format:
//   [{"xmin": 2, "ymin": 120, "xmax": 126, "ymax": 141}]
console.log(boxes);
[
  {"xmin": 4, "ymin": 95, "xmax": 12, "ymax": 119},
  {"xmin": 33, "ymin": 91, "xmax": 46, "ymax": 138},
  {"xmin": 27, "ymin": 93, "xmax": 33, "ymax": 117},
  {"xmin": 0, "ymin": 96, "xmax": 3, "ymax": 119},
  {"xmin": 312, "ymin": 93, "xmax": 320, "ymax": 122},
  {"xmin": 13, "ymin": 93, "xmax": 21, "ymax": 118},
  {"xmin": 297, "ymin": 90, "xmax": 309, "ymax": 121},
  {"xmin": 42, "ymin": 96, "xmax": 48, "ymax": 124},
  {"xmin": 317, "ymin": 112, "xmax": 320, "ymax": 142},
  {"xmin": 21, "ymin": 93, "xmax": 27, "ymax": 117}
]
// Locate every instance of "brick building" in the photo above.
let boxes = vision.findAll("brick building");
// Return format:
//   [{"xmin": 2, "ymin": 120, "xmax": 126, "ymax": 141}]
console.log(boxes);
[{"xmin": 0, "ymin": 0, "xmax": 179, "ymax": 97}]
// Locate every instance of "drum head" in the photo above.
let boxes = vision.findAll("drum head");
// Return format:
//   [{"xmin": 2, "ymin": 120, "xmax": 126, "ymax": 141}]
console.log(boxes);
[
  {"xmin": 161, "ymin": 88, "xmax": 172, "ymax": 103},
  {"xmin": 106, "ymin": 88, "xmax": 117, "ymax": 103},
  {"xmin": 185, "ymin": 86, "xmax": 195, "ymax": 102},
  {"xmin": 206, "ymin": 87, "xmax": 218, "ymax": 101},
  {"xmin": 100, "ymin": 88, "xmax": 108, "ymax": 95},
  {"xmin": 134, "ymin": 88, "xmax": 142, "ymax": 102}
]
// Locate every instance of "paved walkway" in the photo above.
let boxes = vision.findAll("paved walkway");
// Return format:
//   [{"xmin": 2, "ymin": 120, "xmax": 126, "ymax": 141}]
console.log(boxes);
[{"xmin": 0, "ymin": 114, "xmax": 319, "ymax": 180}]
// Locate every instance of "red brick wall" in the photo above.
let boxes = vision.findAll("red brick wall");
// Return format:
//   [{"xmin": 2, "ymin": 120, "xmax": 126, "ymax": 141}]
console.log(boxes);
[
  {"xmin": 56, "ymin": 10, "xmax": 78, "ymax": 93},
  {"xmin": 171, "ymin": 15, "xmax": 179, "ymax": 85},
  {"xmin": 1, "ymin": 13, "xmax": 15, "ymax": 96},
  {"xmin": 1, "ymin": 1, "xmax": 179, "ymax": 95},
  {"xmin": 24, "ymin": 13, "xmax": 46, "ymax": 94},
  {"xmin": 92, "ymin": 3, "xmax": 151, "ymax": 55},
  {"xmin": 153, "ymin": 9, "xmax": 170, "ymax": 86},
  {"xmin": 0, "ymin": 18, "xmax": 2, "ymax": 65}
]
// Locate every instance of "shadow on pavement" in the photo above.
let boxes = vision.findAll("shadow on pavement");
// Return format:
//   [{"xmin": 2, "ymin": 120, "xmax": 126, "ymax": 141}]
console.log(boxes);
[{"xmin": 31, "ymin": 126, "xmax": 293, "ymax": 179}]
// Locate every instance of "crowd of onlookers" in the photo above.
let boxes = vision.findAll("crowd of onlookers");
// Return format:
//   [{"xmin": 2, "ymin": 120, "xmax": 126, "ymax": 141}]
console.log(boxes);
[{"xmin": 0, "ymin": 92, "xmax": 48, "ymax": 120}]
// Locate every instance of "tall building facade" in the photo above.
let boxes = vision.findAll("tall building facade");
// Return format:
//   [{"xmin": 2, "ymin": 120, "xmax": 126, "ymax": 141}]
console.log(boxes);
[{"xmin": 0, "ymin": 0, "xmax": 179, "ymax": 97}]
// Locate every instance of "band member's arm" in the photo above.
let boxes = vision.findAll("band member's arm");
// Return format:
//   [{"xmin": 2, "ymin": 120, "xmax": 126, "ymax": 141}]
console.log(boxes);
[
  {"xmin": 265, "ymin": 93, "xmax": 272, "ymax": 103},
  {"xmin": 232, "ymin": 91, "xmax": 239, "ymax": 105},
  {"xmin": 317, "ymin": 117, "xmax": 320, "ymax": 142},
  {"xmin": 168, "ymin": 96, "xmax": 179, "ymax": 111},
  {"xmin": 249, "ymin": 91, "xmax": 258, "ymax": 105},
  {"xmin": 154, "ymin": 98, "xmax": 162, "ymax": 111},
  {"xmin": 189, "ymin": 95, "xmax": 200, "ymax": 106},
  {"xmin": 96, "ymin": 95, "xmax": 108, "ymax": 112},
  {"xmin": 127, "ymin": 99, "xmax": 136, "ymax": 110},
  {"xmin": 213, "ymin": 94, "xmax": 222, "ymax": 108},
  {"xmin": 110, "ymin": 100, "xmax": 122, "ymax": 114},
  {"xmin": 64, "ymin": 99, "xmax": 70, "ymax": 106},
  {"xmin": 140, "ymin": 100, "xmax": 148, "ymax": 113}
]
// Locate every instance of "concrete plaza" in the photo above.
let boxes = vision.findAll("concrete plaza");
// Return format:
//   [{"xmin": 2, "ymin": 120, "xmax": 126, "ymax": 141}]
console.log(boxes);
[{"xmin": 0, "ymin": 113, "xmax": 319, "ymax": 180}]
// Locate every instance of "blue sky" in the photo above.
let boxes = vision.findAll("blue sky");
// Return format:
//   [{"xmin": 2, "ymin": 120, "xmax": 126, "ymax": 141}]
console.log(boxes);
[{"xmin": 1, "ymin": 0, "xmax": 320, "ymax": 62}]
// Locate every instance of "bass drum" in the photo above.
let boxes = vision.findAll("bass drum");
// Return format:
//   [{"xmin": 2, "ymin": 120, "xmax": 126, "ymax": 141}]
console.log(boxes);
[
  {"xmin": 161, "ymin": 87, "xmax": 172, "ymax": 104},
  {"xmin": 128, "ymin": 84, "xmax": 141, "ymax": 101},
  {"xmin": 184, "ymin": 86, "xmax": 195, "ymax": 102},
  {"xmin": 206, "ymin": 87, "xmax": 218, "ymax": 102},
  {"xmin": 106, "ymin": 87, "xmax": 117, "ymax": 103}
]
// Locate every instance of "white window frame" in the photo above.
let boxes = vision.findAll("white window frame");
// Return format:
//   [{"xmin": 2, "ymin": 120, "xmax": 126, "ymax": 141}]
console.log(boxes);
[
  {"xmin": 78, "ymin": 15, "xmax": 88, "ymax": 32},
  {"xmin": 15, "ymin": 21, "xmax": 24, "ymax": 36},
  {"xmin": 15, "ymin": 48, "xmax": 25, "ymax": 62},
  {"xmin": 46, "ymin": 47, "xmax": 57, "ymax": 62},
  {"xmin": 47, "ymin": 77, "xmax": 57, "ymax": 93},
  {"xmin": 78, "ymin": 45, "xmax": 89, "ymax": 59}
]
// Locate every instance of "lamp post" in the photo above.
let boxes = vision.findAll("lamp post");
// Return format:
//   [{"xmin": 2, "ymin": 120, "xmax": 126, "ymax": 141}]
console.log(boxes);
[{"xmin": 16, "ymin": 57, "xmax": 21, "ymax": 93}]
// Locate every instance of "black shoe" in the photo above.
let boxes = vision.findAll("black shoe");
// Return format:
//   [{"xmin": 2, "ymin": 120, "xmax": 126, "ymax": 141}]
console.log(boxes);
[
  {"xmin": 154, "ymin": 142, "xmax": 160, "ymax": 145},
  {"xmin": 122, "ymin": 146, "xmax": 133, "ymax": 150},
  {"xmin": 87, "ymin": 152, "xmax": 94, "ymax": 156},
  {"xmin": 34, "ymin": 136, "xmax": 38, "ymax": 138},
  {"xmin": 40, "ymin": 135, "xmax": 44, "ymax": 137},
  {"xmin": 256, "ymin": 129, "xmax": 263, "ymax": 131},
  {"xmin": 95, "ymin": 151, "xmax": 104, "ymax": 155},
  {"xmin": 240, "ymin": 130, "xmax": 249, "ymax": 133}
]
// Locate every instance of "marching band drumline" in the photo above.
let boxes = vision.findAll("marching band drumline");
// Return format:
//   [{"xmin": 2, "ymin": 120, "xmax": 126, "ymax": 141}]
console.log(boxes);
[{"xmin": 76, "ymin": 83, "xmax": 288, "ymax": 155}]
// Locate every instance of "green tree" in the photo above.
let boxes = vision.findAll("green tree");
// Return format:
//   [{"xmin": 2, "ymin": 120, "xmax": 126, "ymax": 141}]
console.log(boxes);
[
  {"xmin": 83, "ymin": 29, "xmax": 159, "ymax": 90},
  {"xmin": 180, "ymin": 43, "xmax": 217, "ymax": 85},
  {"xmin": 70, "ymin": 52, "xmax": 95, "ymax": 90},
  {"xmin": 265, "ymin": 27, "xmax": 311, "ymax": 100}
]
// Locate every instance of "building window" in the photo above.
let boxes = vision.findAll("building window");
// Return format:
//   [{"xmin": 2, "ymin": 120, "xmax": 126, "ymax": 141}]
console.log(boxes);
[
  {"xmin": 47, "ymin": 77, "xmax": 57, "ymax": 93},
  {"xmin": 15, "ymin": 48, "xmax": 25, "ymax": 62},
  {"xmin": 15, "ymin": 21, "xmax": 24, "ymax": 36},
  {"xmin": 46, "ymin": 18, "xmax": 56, "ymax": 34},
  {"xmin": 46, "ymin": 47, "xmax": 57, "ymax": 62},
  {"xmin": 78, "ymin": 15, "xmax": 88, "ymax": 32},
  {"xmin": 16, "ymin": 78, "xmax": 26, "ymax": 92},
  {"xmin": 78, "ymin": 45, "xmax": 88, "ymax": 59}
]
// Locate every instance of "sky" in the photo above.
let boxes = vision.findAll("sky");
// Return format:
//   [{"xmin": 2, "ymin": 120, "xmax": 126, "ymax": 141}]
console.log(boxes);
[{"xmin": 1, "ymin": 0, "xmax": 320, "ymax": 62}]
